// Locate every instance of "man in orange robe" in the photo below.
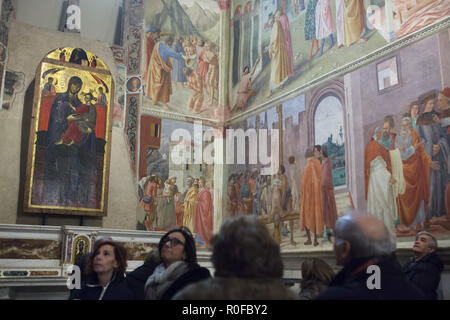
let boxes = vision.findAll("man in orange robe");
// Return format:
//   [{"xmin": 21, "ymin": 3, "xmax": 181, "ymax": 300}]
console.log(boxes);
[
  {"xmin": 396, "ymin": 117, "xmax": 436, "ymax": 228},
  {"xmin": 300, "ymin": 147, "xmax": 324, "ymax": 246},
  {"xmin": 194, "ymin": 177, "xmax": 213, "ymax": 246}
]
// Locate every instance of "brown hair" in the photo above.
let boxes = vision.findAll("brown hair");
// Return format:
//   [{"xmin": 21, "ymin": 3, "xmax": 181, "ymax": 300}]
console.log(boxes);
[
  {"xmin": 421, "ymin": 93, "xmax": 436, "ymax": 107},
  {"xmin": 211, "ymin": 216, "xmax": 284, "ymax": 278},
  {"xmin": 85, "ymin": 240, "xmax": 128, "ymax": 275},
  {"xmin": 301, "ymin": 258, "xmax": 335, "ymax": 285}
]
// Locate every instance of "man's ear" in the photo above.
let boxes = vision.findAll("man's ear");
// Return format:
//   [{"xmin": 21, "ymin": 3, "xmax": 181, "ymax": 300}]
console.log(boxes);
[{"xmin": 342, "ymin": 240, "xmax": 352, "ymax": 261}]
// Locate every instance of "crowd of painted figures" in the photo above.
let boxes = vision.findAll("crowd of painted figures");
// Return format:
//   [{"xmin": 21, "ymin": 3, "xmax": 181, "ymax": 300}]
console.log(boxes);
[
  {"xmin": 364, "ymin": 88, "xmax": 450, "ymax": 235},
  {"xmin": 139, "ymin": 175, "xmax": 214, "ymax": 247}
]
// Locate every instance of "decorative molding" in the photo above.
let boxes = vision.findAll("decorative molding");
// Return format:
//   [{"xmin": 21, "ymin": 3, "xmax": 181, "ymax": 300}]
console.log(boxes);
[
  {"xmin": 141, "ymin": 106, "xmax": 221, "ymax": 127},
  {"xmin": 126, "ymin": 26, "xmax": 142, "ymax": 75}
]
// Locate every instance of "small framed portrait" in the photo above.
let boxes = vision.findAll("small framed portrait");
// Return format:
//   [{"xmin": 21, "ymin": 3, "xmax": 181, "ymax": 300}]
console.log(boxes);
[
  {"xmin": 376, "ymin": 56, "xmax": 401, "ymax": 94},
  {"xmin": 127, "ymin": 76, "xmax": 141, "ymax": 93}
]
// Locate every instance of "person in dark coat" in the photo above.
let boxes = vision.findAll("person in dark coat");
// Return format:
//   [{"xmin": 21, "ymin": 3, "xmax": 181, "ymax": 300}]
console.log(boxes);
[
  {"xmin": 173, "ymin": 216, "xmax": 298, "ymax": 300},
  {"xmin": 403, "ymin": 231, "xmax": 444, "ymax": 300},
  {"xmin": 316, "ymin": 211, "xmax": 426, "ymax": 300},
  {"xmin": 126, "ymin": 226, "xmax": 211, "ymax": 300},
  {"xmin": 78, "ymin": 240, "xmax": 133, "ymax": 300},
  {"xmin": 68, "ymin": 236, "xmax": 113, "ymax": 300}
]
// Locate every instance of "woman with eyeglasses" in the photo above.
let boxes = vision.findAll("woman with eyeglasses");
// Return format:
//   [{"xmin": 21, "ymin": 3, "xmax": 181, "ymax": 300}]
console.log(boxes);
[{"xmin": 142, "ymin": 227, "xmax": 211, "ymax": 300}]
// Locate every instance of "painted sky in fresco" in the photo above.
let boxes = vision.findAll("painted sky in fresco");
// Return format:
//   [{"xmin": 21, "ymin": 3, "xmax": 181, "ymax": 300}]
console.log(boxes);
[
  {"xmin": 247, "ymin": 95, "xmax": 305, "ymax": 129},
  {"xmin": 282, "ymin": 95, "xmax": 305, "ymax": 128}
]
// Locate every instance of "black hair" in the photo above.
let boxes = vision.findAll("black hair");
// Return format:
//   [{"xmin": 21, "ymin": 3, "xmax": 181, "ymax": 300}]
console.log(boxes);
[{"xmin": 158, "ymin": 226, "xmax": 197, "ymax": 267}]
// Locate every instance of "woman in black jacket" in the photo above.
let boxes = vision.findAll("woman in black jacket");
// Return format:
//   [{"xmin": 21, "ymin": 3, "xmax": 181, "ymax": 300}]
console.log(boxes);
[
  {"xmin": 78, "ymin": 240, "xmax": 133, "ymax": 300},
  {"xmin": 126, "ymin": 226, "xmax": 210, "ymax": 300}
]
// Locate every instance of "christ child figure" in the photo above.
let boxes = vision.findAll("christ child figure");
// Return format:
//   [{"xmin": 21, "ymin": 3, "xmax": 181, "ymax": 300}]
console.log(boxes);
[{"xmin": 56, "ymin": 92, "xmax": 97, "ymax": 146}]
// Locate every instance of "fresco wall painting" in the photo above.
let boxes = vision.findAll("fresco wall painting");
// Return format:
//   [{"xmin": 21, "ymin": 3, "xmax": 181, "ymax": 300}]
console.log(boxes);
[
  {"xmin": 226, "ymin": 30, "xmax": 450, "ymax": 250},
  {"xmin": 229, "ymin": 0, "xmax": 450, "ymax": 118},
  {"xmin": 142, "ymin": 0, "xmax": 221, "ymax": 120},
  {"xmin": 137, "ymin": 118, "xmax": 215, "ymax": 248}
]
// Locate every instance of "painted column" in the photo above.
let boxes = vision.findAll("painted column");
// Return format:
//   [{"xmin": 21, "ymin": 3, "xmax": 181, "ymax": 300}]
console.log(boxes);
[
  {"xmin": 276, "ymin": 104, "xmax": 283, "ymax": 167},
  {"xmin": 212, "ymin": 127, "xmax": 228, "ymax": 234},
  {"xmin": 344, "ymin": 71, "xmax": 366, "ymax": 211},
  {"xmin": 216, "ymin": 0, "xmax": 232, "ymax": 121}
]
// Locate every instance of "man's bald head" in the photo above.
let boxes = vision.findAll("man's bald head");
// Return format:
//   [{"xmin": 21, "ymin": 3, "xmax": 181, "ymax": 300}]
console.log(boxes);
[
  {"xmin": 352, "ymin": 213, "xmax": 389, "ymax": 242},
  {"xmin": 334, "ymin": 211, "xmax": 396, "ymax": 262}
]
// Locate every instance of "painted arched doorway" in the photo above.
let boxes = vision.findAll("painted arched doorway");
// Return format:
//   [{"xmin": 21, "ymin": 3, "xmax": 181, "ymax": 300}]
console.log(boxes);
[{"xmin": 314, "ymin": 94, "xmax": 346, "ymax": 187}]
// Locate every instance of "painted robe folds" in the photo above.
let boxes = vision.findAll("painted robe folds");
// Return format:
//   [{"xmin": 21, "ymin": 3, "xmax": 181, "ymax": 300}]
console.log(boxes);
[
  {"xmin": 364, "ymin": 140, "xmax": 399, "ymax": 233},
  {"xmin": 194, "ymin": 188, "xmax": 213, "ymax": 244},
  {"xmin": 417, "ymin": 114, "xmax": 449, "ymax": 218},
  {"xmin": 183, "ymin": 186, "xmax": 198, "ymax": 232},
  {"xmin": 147, "ymin": 42, "xmax": 173, "ymax": 103},
  {"xmin": 300, "ymin": 158, "xmax": 324, "ymax": 234},
  {"xmin": 342, "ymin": 0, "xmax": 365, "ymax": 46},
  {"xmin": 269, "ymin": 20, "xmax": 290, "ymax": 89},
  {"xmin": 396, "ymin": 129, "xmax": 432, "ymax": 227},
  {"xmin": 321, "ymin": 157, "xmax": 338, "ymax": 229},
  {"xmin": 277, "ymin": 12, "xmax": 294, "ymax": 78}
]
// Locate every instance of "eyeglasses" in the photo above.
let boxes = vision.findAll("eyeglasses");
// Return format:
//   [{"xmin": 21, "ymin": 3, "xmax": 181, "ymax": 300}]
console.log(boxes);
[{"xmin": 163, "ymin": 237, "xmax": 185, "ymax": 247}]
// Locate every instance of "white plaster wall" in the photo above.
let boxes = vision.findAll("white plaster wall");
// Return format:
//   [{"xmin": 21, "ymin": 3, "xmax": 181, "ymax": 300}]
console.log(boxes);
[
  {"xmin": 0, "ymin": 20, "xmax": 137, "ymax": 229},
  {"xmin": 102, "ymin": 129, "xmax": 139, "ymax": 230},
  {"xmin": 14, "ymin": 0, "xmax": 122, "ymax": 45}
]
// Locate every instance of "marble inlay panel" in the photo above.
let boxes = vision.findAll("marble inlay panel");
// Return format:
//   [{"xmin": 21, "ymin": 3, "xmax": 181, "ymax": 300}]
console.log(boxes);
[
  {"xmin": 119, "ymin": 242, "xmax": 157, "ymax": 260},
  {"xmin": 29, "ymin": 271, "xmax": 60, "ymax": 277},
  {"xmin": 0, "ymin": 239, "xmax": 61, "ymax": 259}
]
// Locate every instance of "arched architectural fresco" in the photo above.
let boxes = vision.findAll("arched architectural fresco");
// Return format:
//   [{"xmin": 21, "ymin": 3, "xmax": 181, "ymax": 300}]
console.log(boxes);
[
  {"xmin": 23, "ymin": 47, "xmax": 114, "ymax": 216},
  {"xmin": 314, "ymin": 94, "xmax": 346, "ymax": 187},
  {"xmin": 307, "ymin": 79, "xmax": 348, "ymax": 188}
]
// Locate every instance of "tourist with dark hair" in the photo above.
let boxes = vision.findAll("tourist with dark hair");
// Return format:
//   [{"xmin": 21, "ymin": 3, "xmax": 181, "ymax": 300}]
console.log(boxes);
[
  {"xmin": 78, "ymin": 239, "xmax": 133, "ymax": 300},
  {"xmin": 316, "ymin": 211, "xmax": 425, "ymax": 299},
  {"xmin": 403, "ymin": 231, "xmax": 443, "ymax": 299},
  {"xmin": 173, "ymin": 216, "xmax": 298, "ymax": 299},
  {"xmin": 299, "ymin": 258, "xmax": 335, "ymax": 300},
  {"xmin": 135, "ymin": 227, "xmax": 211, "ymax": 300}
]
